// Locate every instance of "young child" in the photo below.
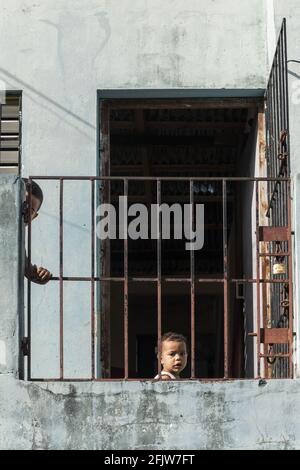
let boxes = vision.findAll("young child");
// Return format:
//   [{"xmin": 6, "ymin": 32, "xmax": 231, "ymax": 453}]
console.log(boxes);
[
  {"xmin": 154, "ymin": 332, "xmax": 188, "ymax": 380},
  {"xmin": 23, "ymin": 178, "xmax": 52, "ymax": 284}
]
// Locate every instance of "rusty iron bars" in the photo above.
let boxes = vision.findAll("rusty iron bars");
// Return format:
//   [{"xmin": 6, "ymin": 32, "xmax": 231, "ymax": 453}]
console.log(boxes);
[
  {"xmin": 265, "ymin": 19, "xmax": 292, "ymax": 378},
  {"xmin": 26, "ymin": 175, "xmax": 293, "ymax": 381}
]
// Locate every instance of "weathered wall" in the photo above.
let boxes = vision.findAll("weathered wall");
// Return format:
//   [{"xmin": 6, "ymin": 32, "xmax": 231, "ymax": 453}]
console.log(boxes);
[
  {"xmin": 0, "ymin": 176, "xmax": 22, "ymax": 376},
  {"xmin": 1, "ymin": 376, "xmax": 300, "ymax": 450},
  {"xmin": 0, "ymin": 0, "xmax": 267, "ymax": 177}
]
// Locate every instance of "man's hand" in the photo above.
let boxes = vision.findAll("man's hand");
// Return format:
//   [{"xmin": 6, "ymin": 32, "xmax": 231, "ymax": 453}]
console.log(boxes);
[
  {"xmin": 29, "ymin": 264, "xmax": 52, "ymax": 284},
  {"xmin": 36, "ymin": 266, "xmax": 52, "ymax": 284}
]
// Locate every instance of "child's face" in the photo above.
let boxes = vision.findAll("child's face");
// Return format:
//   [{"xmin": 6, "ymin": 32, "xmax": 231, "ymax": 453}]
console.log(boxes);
[
  {"xmin": 24, "ymin": 193, "xmax": 41, "ymax": 224},
  {"xmin": 160, "ymin": 340, "xmax": 188, "ymax": 377}
]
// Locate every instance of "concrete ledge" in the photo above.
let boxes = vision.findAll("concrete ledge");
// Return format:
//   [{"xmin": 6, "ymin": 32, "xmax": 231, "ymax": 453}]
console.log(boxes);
[{"xmin": 1, "ymin": 376, "xmax": 300, "ymax": 450}]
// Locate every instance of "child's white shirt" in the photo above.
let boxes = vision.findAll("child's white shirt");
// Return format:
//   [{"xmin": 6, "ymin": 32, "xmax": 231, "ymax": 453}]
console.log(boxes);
[{"xmin": 154, "ymin": 371, "xmax": 177, "ymax": 380}]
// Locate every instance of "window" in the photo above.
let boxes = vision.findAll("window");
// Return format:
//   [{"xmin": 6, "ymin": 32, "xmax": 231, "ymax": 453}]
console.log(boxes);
[
  {"xmin": 0, "ymin": 92, "xmax": 22, "ymax": 174},
  {"xmin": 98, "ymin": 96, "xmax": 272, "ymax": 380}
]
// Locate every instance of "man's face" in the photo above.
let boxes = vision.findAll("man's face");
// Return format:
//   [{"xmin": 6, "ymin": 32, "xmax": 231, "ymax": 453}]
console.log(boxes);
[
  {"xmin": 24, "ymin": 193, "xmax": 40, "ymax": 224},
  {"xmin": 160, "ymin": 340, "xmax": 188, "ymax": 377}
]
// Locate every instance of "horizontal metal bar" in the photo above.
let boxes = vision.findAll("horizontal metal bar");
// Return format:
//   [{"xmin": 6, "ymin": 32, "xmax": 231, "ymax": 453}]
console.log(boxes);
[
  {"xmin": 230, "ymin": 279, "xmax": 289, "ymax": 284},
  {"xmin": 259, "ymin": 353, "xmax": 290, "ymax": 358},
  {"xmin": 0, "ymin": 147, "xmax": 19, "ymax": 151},
  {"xmin": 259, "ymin": 252, "xmax": 290, "ymax": 257},
  {"xmin": 261, "ymin": 327, "xmax": 289, "ymax": 344},
  {"xmin": 26, "ymin": 377, "xmax": 251, "ymax": 382},
  {"xmin": 47, "ymin": 276, "xmax": 290, "ymax": 284},
  {"xmin": 0, "ymin": 163, "xmax": 18, "ymax": 167},
  {"xmin": 50, "ymin": 276, "xmax": 225, "ymax": 283},
  {"xmin": 29, "ymin": 176, "xmax": 291, "ymax": 182},
  {"xmin": 259, "ymin": 226, "xmax": 289, "ymax": 242},
  {"xmin": 51, "ymin": 276, "xmax": 124, "ymax": 282},
  {"xmin": 28, "ymin": 376, "xmax": 287, "ymax": 382}
]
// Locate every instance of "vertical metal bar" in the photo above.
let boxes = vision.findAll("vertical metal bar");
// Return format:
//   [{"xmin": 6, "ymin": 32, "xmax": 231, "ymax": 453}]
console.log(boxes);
[
  {"xmin": 283, "ymin": 19, "xmax": 290, "ymax": 176},
  {"xmin": 0, "ymin": 102, "xmax": 2, "ymax": 164},
  {"xmin": 265, "ymin": 87, "xmax": 270, "ymax": 207},
  {"xmin": 259, "ymin": 110, "xmax": 269, "ymax": 377},
  {"xmin": 19, "ymin": 94, "xmax": 22, "ymax": 173},
  {"xmin": 27, "ymin": 179, "xmax": 32, "ymax": 380},
  {"xmin": 157, "ymin": 180, "xmax": 162, "ymax": 376},
  {"xmin": 222, "ymin": 180, "xmax": 229, "ymax": 378},
  {"xmin": 99, "ymin": 101, "xmax": 111, "ymax": 378},
  {"xmin": 272, "ymin": 77, "xmax": 277, "ymax": 216},
  {"xmin": 124, "ymin": 178, "xmax": 129, "ymax": 379},
  {"xmin": 281, "ymin": 25, "xmax": 287, "ymax": 152},
  {"xmin": 91, "ymin": 179, "xmax": 95, "ymax": 380},
  {"xmin": 190, "ymin": 180, "xmax": 195, "ymax": 378},
  {"xmin": 279, "ymin": 31, "xmax": 287, "ymax": 232},
  {"xmin": 256, "ymin": 180, "xmax": 261, "ymax": 377},
  {"xmin": 284, "ymin": 20, "xmax": 291, "ymax": 378},
  {"xmin": 268, "ymin": 77, "xmax": 274, "ymax": 212},
  {"xmin": 271, "ymin": 72, "xmax": 276, "ymax": 221},
  {"xmin": 269, "ymin": 66, "xmax": 276, "ymax": 376},
  {"xmin": 59, "ymin": 178, "xmax": 64, "ymax": 380},
  {"xmin": 274, "ymin": 49, "xmax": 280, "ymax": 226},
  {"xmin": 278, "ymin": 32, "xmax": 283, "ymax": 227},
  {"xmin": 287, "ymin": 180, "xmax": 294, "ymax": 378},
  {"xmin": 278, "ymin": 29, "xmax": 286, "ymax": 378}
]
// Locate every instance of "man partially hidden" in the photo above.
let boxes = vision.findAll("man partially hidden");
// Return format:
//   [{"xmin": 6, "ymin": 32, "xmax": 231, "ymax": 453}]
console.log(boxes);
[{"xmin": 23, "ymin": 178, "xmax": 52, "ymax": 284}]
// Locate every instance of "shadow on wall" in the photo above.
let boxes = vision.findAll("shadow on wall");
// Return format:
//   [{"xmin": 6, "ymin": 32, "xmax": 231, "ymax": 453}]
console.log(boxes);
[{"xmin": 0, "ymin": 68, "xmax": 95, "ymax": 142}]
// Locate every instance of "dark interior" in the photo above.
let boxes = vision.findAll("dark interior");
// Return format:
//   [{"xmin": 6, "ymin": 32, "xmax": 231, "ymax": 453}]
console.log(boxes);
[{"xmin": 103, "ymin": 104, "xmax": 257, "ymax": 378}]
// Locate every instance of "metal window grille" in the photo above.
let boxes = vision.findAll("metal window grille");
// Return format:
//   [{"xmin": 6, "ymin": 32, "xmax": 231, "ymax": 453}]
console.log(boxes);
[
  {"xmin": 264, "ymin": 18, "xmax": 293, "ymax": 378},
  {"xmin": 25, "ymin": 173, "xmax": 292, "ymax": 381}
]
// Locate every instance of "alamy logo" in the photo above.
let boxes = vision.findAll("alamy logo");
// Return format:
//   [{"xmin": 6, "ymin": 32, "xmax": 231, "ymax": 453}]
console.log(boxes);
[{"xmin": 96, "ymin": 197, "xmax": 205, "ymax": 251}]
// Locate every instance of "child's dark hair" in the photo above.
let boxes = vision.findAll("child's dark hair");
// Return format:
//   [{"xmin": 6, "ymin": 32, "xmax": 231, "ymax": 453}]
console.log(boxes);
[
  {"xmin": 160, "ymin": 332, "xmax": 188, "ymax": 350},
  {"xmin": 23, "ymin": 178, "xmax": 44, "ymax": 208}
]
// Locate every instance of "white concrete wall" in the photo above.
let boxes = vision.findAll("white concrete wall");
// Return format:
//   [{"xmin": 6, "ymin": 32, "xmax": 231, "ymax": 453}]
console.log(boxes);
[
  {"xmin": 0, "ymin": 0, "xmax": 267, "ymax": 178},
  {"xmin": 1, "ymin": 375, "xmax": 300, "ymax": 450},
  {"xmin": 0, "ymin": 176, "xmax": 22, "ymax": 376}
]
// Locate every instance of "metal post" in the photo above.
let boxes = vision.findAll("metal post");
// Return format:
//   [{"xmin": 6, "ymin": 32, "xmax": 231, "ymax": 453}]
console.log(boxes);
[
  {"xmin": 59, "ymin": 178, "xmax": 64, "ymax": 380},
  {"xmin": 27, "ymin": 179, "xmax": 32, "ymax": 380},
  {"xmin": 157, "ymin": 180, "xmax": 162, "ymax": 376},
  {"xmin": 223, "ymin": 180, "xmax": 229, "ymax": 378},
  {"xmin": 124, "ymin": 179, "xmax": 129, "ymax": 379},
  {"xmin": 190, "ymin": 180, "xmax": 195, "ymax": 378},
  {"xmin": 91, "ymin": 179, "xmax": 95, "ymax": 379},
  {"xmin": 256, "ymin": 181, "xmax": 261, "ymax": 377}
]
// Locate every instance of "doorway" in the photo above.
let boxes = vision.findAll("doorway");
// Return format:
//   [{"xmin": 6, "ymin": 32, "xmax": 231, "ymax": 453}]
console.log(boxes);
[{"xmin": 99, "ymin": 98, "xmax": 263, "ymax": 379}]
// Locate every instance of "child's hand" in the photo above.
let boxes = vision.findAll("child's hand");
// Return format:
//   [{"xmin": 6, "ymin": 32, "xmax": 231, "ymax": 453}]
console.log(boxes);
[
  {"xmin": 36, "ymin": 266, "xmax": 52, "ymax": 284},
  {"xmin": 160, "ymin": 375, "xmax": 171, "ymax": 381}
]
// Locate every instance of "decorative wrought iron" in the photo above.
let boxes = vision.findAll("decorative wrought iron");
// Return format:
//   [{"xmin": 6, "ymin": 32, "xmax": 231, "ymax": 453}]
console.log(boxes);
[{"xmin": 264, "ymin": 18, "xmax": 293, "ymax": 378}]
